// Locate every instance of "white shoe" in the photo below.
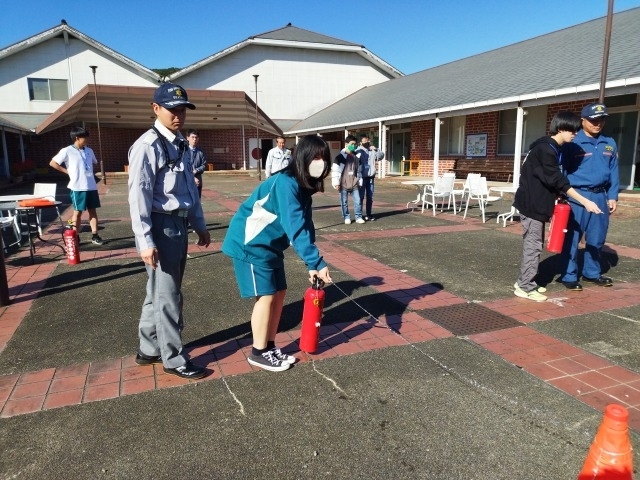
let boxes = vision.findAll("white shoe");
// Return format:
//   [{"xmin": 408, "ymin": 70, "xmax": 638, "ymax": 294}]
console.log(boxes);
[
  {"xmin": 514, "ymin": 282, "xmax": 546, "ymax": 293},
  {"xmin": 514, "ymin": 283, "xmax": 547, "ymax": 302},
  {"xmin": 355, "ymin": 218, "xmax": 365, "ymax": 224},
  {"xmin": 344, "ymin": 218, "xmax": 352, "ymax": 225}
]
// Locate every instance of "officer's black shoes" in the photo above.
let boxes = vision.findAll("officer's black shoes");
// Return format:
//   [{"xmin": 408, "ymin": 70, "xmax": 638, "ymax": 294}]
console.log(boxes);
[
  {"xmin": 562, "ymin": 281, "xmax": 583, "ymax": 291},
  {"xmin": 582, "ymin": 275, "xmax": 613, "ymax": 287},
  {"xmin": 135, "ymin": 352, "xmax": 162, "ymax": 365},
  {"xmin": 163, "ymin": 361, "xmax": 207, "ymax": 379}
]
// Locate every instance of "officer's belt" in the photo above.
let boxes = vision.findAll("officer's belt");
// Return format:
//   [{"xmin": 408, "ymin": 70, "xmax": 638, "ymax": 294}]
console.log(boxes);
[
  {"xmin": 576, "ymin": 186, "xmax": 607, "ymax": 193},
  {"xmin": 152, "ymin": 209, "xmax": 189, "ymax": 218}
]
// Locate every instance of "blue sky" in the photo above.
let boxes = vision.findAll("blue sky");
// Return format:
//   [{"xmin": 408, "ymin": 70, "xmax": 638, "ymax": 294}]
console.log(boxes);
[{"xmin": 1, "ymin": 0, "xmax": 639, "ymax": 74}]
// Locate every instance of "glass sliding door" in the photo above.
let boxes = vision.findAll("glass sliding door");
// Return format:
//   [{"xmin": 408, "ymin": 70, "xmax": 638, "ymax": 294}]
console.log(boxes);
[
  {"xmin": 603, "ymin": 111, "xmax": 639, "ymax": 190},
  {"xmin": 388, "ymin": 130, "xmax": 411, "ymax": 175}
]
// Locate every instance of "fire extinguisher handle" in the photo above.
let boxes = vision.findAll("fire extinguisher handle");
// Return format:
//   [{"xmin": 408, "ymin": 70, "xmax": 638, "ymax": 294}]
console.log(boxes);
[{"xmin": 312, "ymin": 274, "xmax": 325, "ymax": 290}]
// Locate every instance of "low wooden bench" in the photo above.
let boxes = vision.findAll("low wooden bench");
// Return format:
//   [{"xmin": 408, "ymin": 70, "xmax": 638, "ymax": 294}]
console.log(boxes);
[{"xmin": 452, "ymin": 158, "xmax": 514, "ymax": 182}]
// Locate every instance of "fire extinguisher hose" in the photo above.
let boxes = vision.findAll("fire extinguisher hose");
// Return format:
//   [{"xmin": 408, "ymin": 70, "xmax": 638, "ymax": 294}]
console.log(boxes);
[{"xmin": 326, "ymin": 275, "xmax": 516, "ymax": 401}]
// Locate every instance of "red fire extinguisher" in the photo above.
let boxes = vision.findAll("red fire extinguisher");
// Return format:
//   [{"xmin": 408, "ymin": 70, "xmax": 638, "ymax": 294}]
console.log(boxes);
[
  {"xmin": 546, "ymin": 201, "xmax": 571, "ymax": 254},
  {"xmin": 300, "ymin": 275, "xmax": 325, "ymax": 353},
  {"xmin": 63, "ymin": 226, "xmax": 80, "ymax": 265}
]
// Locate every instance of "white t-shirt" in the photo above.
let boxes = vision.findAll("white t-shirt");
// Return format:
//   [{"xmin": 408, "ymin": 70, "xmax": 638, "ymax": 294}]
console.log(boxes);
[{"xmin": 52, "ymin": 145, "xmax": 98, "ymax": 191}]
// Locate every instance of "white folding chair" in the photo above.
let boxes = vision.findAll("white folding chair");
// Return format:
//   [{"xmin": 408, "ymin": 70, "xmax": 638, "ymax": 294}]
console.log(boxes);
[
  {"xmin": 33, "ymin": 183, "xmax": 63, "ymax": 234},
  {"xmin": 452, "ymin": 173, "xmax": 480, "ymax": 212},
  {"xmin": 0, "ymin": 207, "xmax": 21, "ymax": 253},
  {"xmin": 422, "ymin": 174, "xmax": 456, "ymax": 215},
  {"xmin": 463, "ymin": 176, "xmax": 501, "ymax": 222}
]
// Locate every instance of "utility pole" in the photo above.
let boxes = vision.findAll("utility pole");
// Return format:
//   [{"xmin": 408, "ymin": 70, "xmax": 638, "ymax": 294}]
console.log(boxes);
[
  {"xmin": 253, "ymin": 74, "xmax": 262, "ymax": 181},
  {"xmin": 89, "ymin": 66, "xmax": 106, "ymax": 184},
  {"xmin": 599, "ymin": 0, "xmax": 614, "ymax": 103}
]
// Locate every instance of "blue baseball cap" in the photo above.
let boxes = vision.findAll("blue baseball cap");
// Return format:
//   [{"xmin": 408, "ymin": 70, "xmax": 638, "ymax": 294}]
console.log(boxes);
[
  {"xmin": 581, "ymin": 103, "xmax": 608, "ymax": 120},
  {"xmin": 153, "ymin": 83, "xmax": 196, "ymax": 110}
]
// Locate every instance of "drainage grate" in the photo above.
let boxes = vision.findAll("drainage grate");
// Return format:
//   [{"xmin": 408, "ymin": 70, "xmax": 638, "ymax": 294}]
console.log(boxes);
[{"xmin": 416, "ymin": 303, "xmax": 523, "ymax": 336}]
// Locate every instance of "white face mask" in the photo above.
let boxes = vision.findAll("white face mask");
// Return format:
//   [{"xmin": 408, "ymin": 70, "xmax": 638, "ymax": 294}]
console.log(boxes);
[{"xmin": 308, "ymin": 159, "xmax": 326, "ymax": 178}]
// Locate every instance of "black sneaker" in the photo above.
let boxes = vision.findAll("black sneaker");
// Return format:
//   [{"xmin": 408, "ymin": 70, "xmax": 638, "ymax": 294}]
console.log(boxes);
[
  {"xmin": 582, "ymin": 275, "xmax": 613, "ymax": 287},
  {"xmin": 163, "ymin": 361, "xmax": 207, "ymax": 379},
  {"xmin": 135, "ymin": 352, "xmax": 162, "ymax": 366},
  {"xmin": 271, "ymin": 347, "xmax": 296, "ymax": 365},
  {"xmin": 91, "ymin": 234, "xmax": 105, "ymax": 245},
  {"xmin": 562, "ymin": 281, "xmax": 583, "ymax": 291},
  {"xmin": 247, "ymin": 351, "xmax": 290, "ymax": 372}
]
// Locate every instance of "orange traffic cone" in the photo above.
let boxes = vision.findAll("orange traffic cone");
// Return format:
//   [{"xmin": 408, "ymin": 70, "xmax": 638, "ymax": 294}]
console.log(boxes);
[{"xmin": 578, "ymin": 404, "xmax": 633, "ymax": 479}]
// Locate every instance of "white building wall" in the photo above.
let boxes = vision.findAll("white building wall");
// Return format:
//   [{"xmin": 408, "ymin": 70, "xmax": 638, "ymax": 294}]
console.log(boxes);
[
  {"xmin": 0, "ymin": 38, "xmax": 158, "ymax": 114},
  {"xmin": 178, "ymin": 45, "xmax": 392, "ymax": 121}
]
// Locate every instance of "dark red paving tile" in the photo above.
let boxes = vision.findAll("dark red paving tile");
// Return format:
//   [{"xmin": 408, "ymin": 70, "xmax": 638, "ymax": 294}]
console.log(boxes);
[
  {"xmin": 580, "ymin": 390, "xmax": 625, "ymax": 412},
  {"xmin": 0, "ymin": 386, "xmax": 12, "ymax": 405},
  {"xmin": 155, "ymin": 373, "xmax": 188, "ymax": 389},
  {"xmin": 522, "ymin": 363, "xmax": 565, "ymax": 381},
  {"xmin": 546, "ymin": 358, "xmax": 592, "ymax": 376},
  {"xmin": 121, "ymin": 377, "xmax": 156, "ymax": 396},
  {"xmin": 43, "ymin": 389, "xmax": 83, "ymax": 410},
  {"xmin": 467, "ymin": 332, "xmax": 499, "ymax": 345},
  {"xmin": 599, "ymin": 366, "xmax": 640, "ymax": 384},
  {"xmin": 49, "ymin": 375, "xmax": 86, "ymax": 393},
  {"xmin": 10, "ymin": 380, "xmax": 51, "ymax": 399},
  {"xmin": 0, "ymin": 374, "xmax": 19, "ymax": 389},
  {"xmin": 322, "ymin": 333, "xmax": 349, "ymax": 346},
  {"xmin": 1, "ymin": 396, "xmax": 45, "ymax": 417},
  {"xmin": 481, "ymin": 341, "xmax": 519, "ymax": 356},
  {"xmin": 307, "ymin": 346, "xmax": 339, "ymax": 360},
  {"xmin": 17, "ymin": 368, "xmax": 55, "ymax": 385},
  {"xmin": 355, "ymin": 337, "xmax": 389, "ymax": 351},
  {"xmin": 215, "ymin": 349, "xmax": 248, "ymax": 364},
  {"xmin": 380, "ymin": 334, "xmax": 409, "ymax": 347},
  {"xmin": 572, "ymin": 354, "xmax": 615, "ymax": 370},
  {"xmin": 501, "ymin": 350, "xmax": 547, "ymax": 367},
  {"xmin": 88, "ymin": 358, "xmax": 122, "ymax": 374},
  {"xmin": 546, "ymin": 343, "xmax": 586, "ymax": 358},
  {"xmin": 83, "ymin": 383, "xmax": 120, "ymax": 403},
  {"xmin": 548, "ymin": 376, "xmax": 596, "ymax": 396},
  {"xmin": 330, "ymin": 342, "xmax": 365, "ymax": 356},
  {"xmin": 53, "ymin": 363, "xmax": 90, "ymax": 379},
  {"xmin": 218, "ymin": 361, "xmax": 253, "ymax": 377},
  {"xmin": 399, "ymin": 330, "xmax": 437, "ymax": 343},
  {"xmin": 602, "ymin": 385, "xmax": 640, "ymax": 407},
  {"xmin": 86, "ymin": 369, "xmax": 121, "ymax": 387},
  {"xmin": 121, "ymin": 366, "xmax": 154, "ymax": 382},
  {"xmin": 574, "ymin": 371, "xmax": 622, "ymax": 390},
  {"xmin": 521, "ymin": 346, "xmax": 564, "ymax": 363}
]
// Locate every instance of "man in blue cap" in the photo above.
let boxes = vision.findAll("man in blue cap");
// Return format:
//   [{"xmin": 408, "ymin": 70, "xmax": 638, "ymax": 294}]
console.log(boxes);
[
  {"xmin": 128, "ymin": 83, "xmax": 211, "ymax": 379},
  {"xmin": 559, "ymin": 103, "xmax": 619, "ymax": 291}
]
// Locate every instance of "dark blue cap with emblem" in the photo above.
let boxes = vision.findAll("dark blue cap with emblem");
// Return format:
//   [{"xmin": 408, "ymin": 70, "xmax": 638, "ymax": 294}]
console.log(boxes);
[
  {"xmin": 153, "ymin": 83, "xmax": 196, "ymax": 110},
  {"xmin": 581, "ymin": 103, "xmax": 608, "ymax": 119}
]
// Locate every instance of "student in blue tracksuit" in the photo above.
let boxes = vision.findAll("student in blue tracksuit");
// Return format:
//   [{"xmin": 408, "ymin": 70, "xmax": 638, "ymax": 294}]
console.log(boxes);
[
  {"xmin": 222, "ymin": 135, "xmax": 333, "ymax": 372},
  {"xmin": 560, "ymin": 103, "xmax": 619, "ymax": 291}
]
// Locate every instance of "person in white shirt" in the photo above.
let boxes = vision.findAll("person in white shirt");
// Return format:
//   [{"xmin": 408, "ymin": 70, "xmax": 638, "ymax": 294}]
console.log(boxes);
[
  {"xmin": 49, "ymin": 126, "xmax": 104, "ymax": 245},
  {"xmin": 265, "ymin": 136, "xmax": 292, "ymax": 177}
]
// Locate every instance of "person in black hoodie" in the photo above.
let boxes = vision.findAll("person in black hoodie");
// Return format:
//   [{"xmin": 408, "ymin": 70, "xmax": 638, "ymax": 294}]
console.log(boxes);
[{"xmin": 512, "ymin": 111, "xmax": 601, "ymax": 302}]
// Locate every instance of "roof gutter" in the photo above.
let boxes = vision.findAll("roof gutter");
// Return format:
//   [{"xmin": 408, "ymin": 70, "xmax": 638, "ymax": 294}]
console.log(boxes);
[{"xmin": 286, "ymin": 76, "xmax": 640, "ymax": 135}]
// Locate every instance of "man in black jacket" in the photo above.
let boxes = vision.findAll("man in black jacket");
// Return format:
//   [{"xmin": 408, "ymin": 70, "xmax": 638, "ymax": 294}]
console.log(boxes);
[{"xmin": 512, "ymin": 111, "xmax": 601, "ymax": 302}]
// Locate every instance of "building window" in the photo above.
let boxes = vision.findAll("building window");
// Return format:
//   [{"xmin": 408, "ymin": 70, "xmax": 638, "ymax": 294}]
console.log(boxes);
[
  {"xmin": 497, "ymin": 105, "xmax": 547, "ymax": 155},
  {"xmin": 28, "ymin": 78, "xmax": 69, "ymax": 101},
  {"xmin": 439, "ymin": 115, "xmax": 465, "ymax": 155}
]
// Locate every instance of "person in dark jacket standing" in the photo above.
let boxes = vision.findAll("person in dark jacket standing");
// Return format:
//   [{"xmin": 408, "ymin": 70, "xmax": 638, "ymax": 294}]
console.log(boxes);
[
  {"xmin": 187, "ymin": 129, "xmax": 207, "ymax": 198},
  {"xmin": 513, "ymin": 111, "xmax": 601, "ymax": 302}
]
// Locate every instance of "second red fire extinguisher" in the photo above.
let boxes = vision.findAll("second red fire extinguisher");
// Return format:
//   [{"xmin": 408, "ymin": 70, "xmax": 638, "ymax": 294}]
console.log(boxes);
[
  {"xmin": 63, "ymin": 226, "xmax": 80, "ymax": 265},
  {"xmin": 546, "ymin": 201, "xmax": 571, "ymax": 254},
  {"xmin": 299, "ymin": 275, "xmax": 325, "ymax": 353}
]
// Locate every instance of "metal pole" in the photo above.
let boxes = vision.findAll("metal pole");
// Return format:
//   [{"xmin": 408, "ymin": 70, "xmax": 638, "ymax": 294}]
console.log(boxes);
[
  {"xmin": 89, "ymin": 66, "xmax": 106, "ymax": 184},
  {"xmin": 253, "ymin": 74, "xmax": 262, "ymax": 181},
  {"xmin": 0, "ymin": 239, "xmax": 9, "ymax": 306},
  {"xmin": 599, "ymin": 0, "xmax": 614, "ymax": 103}
]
